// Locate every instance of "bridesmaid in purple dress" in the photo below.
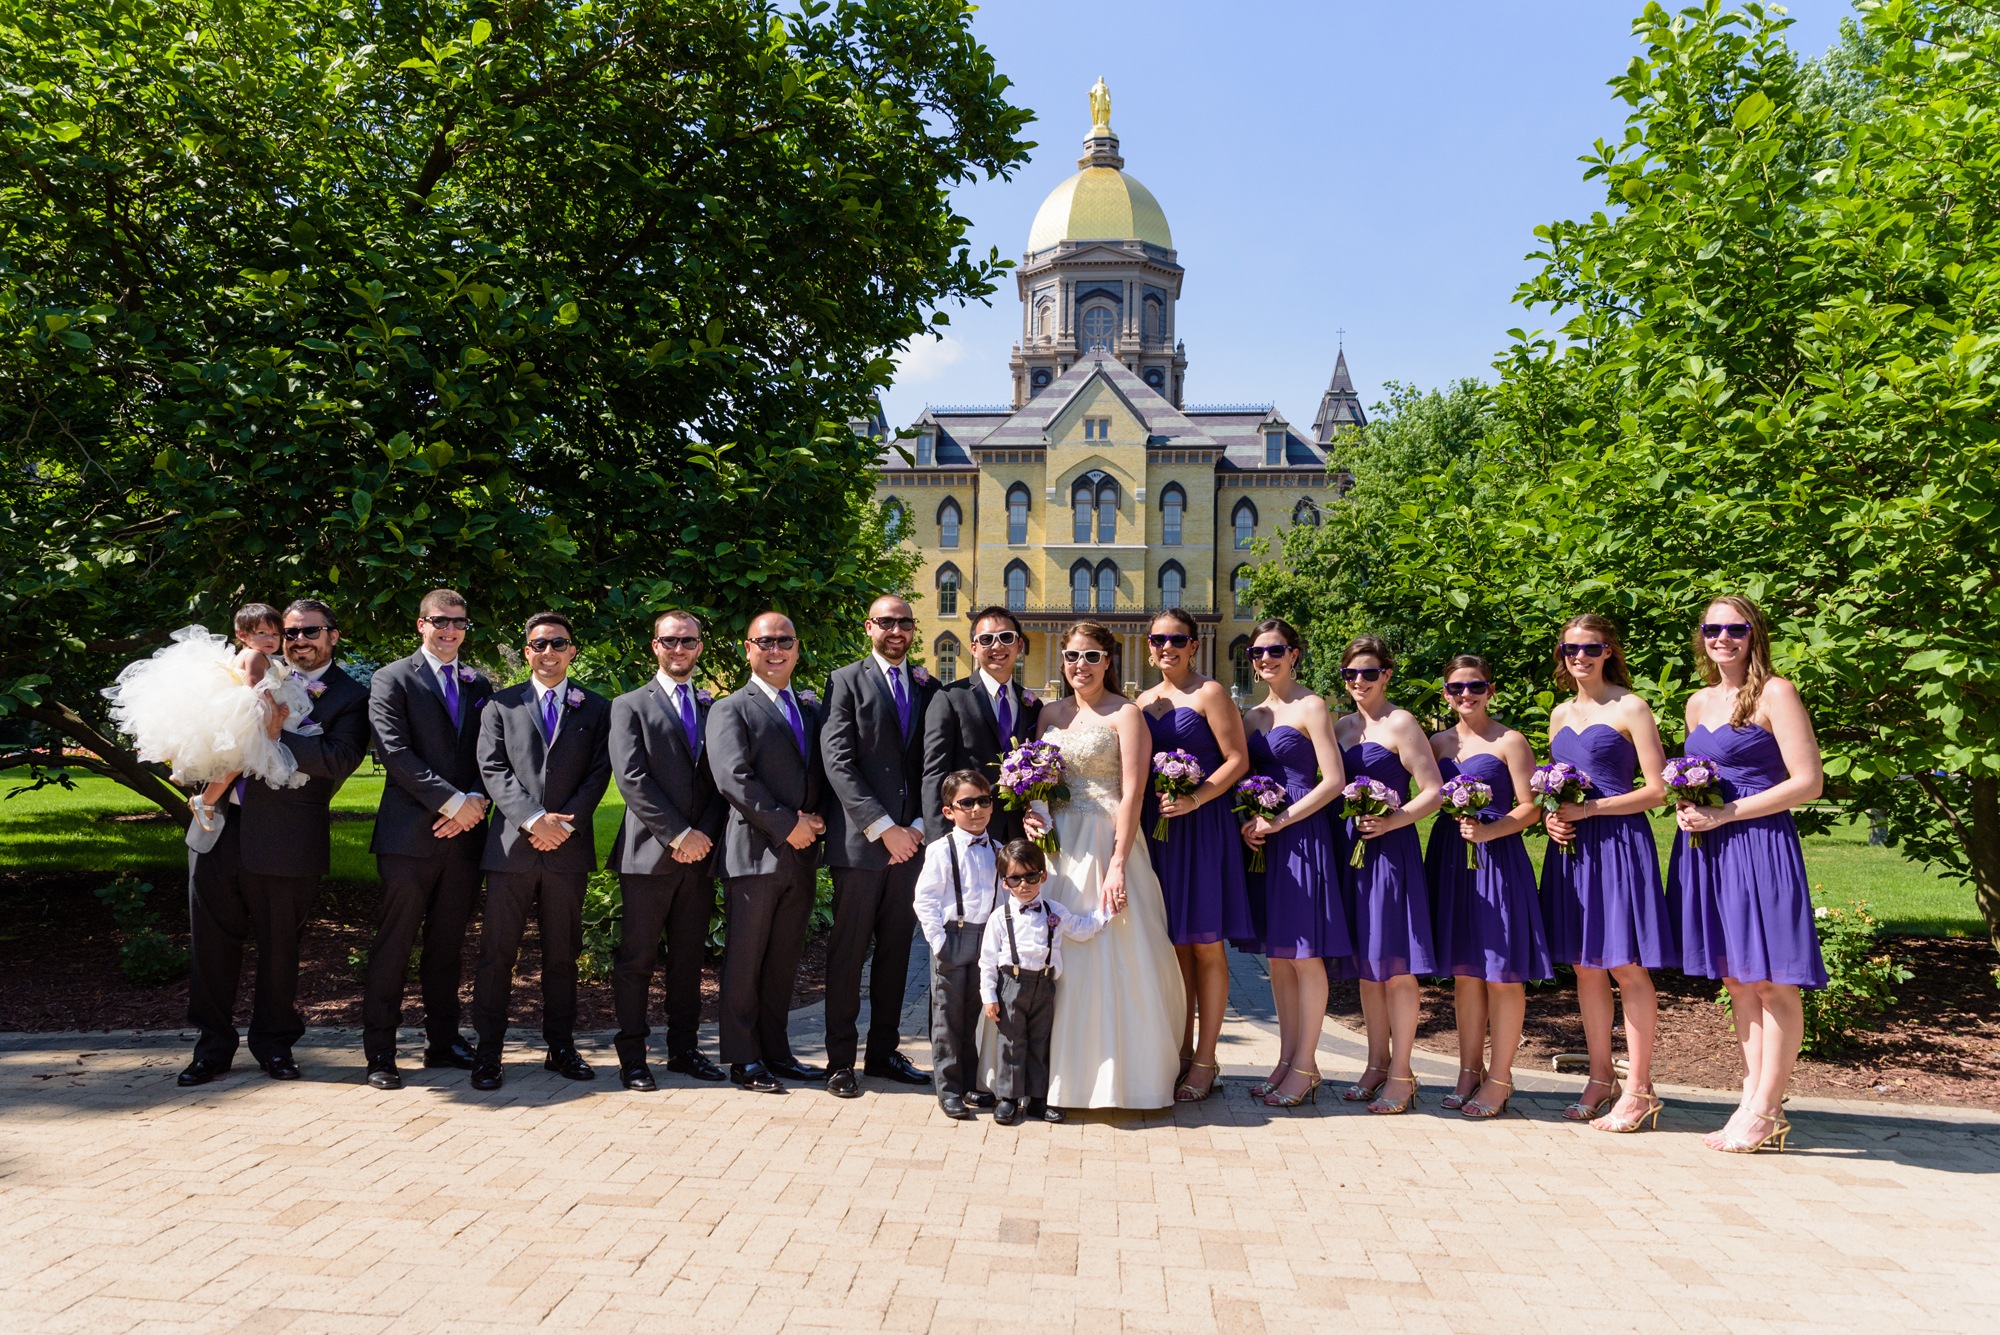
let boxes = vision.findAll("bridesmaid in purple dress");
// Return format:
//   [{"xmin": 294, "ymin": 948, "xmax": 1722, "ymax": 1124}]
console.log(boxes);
[
  {"xmin": 1541, "ymin": 613, "xmax": 1672, "ymax": 1133},
  {"xmin": 1668, "ymin": 594, "xmax": 1826, "ymax": 1154},
  {"xmin": 1137, "ymin": 609, "xmax": 1252, "ymax": 1103},
  {"xmin": 1334, "ymin": 636, "xmax": 1444, "ymax": 1116},
  {"xmin": 1237, "ymin": 618, "xmax": 1350, "ymax": 1109},
  {"xmin": 1425, "ymin": 654, "xmax": 1552, "ymax": 1119}
]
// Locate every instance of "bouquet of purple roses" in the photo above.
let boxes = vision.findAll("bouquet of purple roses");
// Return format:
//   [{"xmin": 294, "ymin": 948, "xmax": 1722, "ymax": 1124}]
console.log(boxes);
[
  {"xmin": 1150, "ymin": 749, "xmax": 1206, "ymax": 841},
  {"xmin": 1528, "ymin": 760, "xmax": 1592, "ymax": 855},
  {"xmin": 1661, "ymin": 754, "xmax": 1724, "ymax": 848},
  {"xmin": 1437, "ymin": 773, "xmax": 1495, "ymax": 871},
  {"xmin": 1232, "ymin": 774, "xmax": 1291, "ymax": 872},
  {"xmin": 997, "ymin": 737, "xmax": 1070, "ymax": 857},
  {"xmin": 1341, "ymin": 777, "xmax": 1403, "ymax": 868}
]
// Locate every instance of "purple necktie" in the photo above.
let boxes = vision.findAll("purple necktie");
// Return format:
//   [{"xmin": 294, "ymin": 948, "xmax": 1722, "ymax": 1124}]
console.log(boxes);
[
  {"xmin": 779, "ymin": 688, "xmax": 807, "ymax": 755},
  {"xmin": 677, "ymin": 683, "xmax": 699, "ymax": 754},
  {"xmin": 233, "ymin": 776, "xmax": 247, "ymax": 805},
  {"xmin": 542, "ymin": 688, "xmax": 559, "ymax": 743},
  {"xmin": 442, "ymin": 665, "xmax": 461, "ymax": 728},
  {"xmin": 891, "ymin": 666, "xmax": 910, "ymax": 736},
  {"xmin": 995, "ymin": 685, "xmax": 1013, "ymax": 742}
]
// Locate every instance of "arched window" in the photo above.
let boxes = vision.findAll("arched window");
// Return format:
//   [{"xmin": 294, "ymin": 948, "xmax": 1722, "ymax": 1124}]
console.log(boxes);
[
  {"xmin": 1291, "ymin": 497, "xmax": 1320, "ymax": 528},
  {"xmin": 1232, "ymin": 565, "xmax": 1253, "ymax": 618},
  {"xmin": 1005, "ymin": 561, "xmax": 1028, "ymax": 612},
  {"xmin": 1160, "ymin": 483, "xmax": 1185, "ymax": 546},
  {"xmin": 1228, "ymin": 637, "xmax": 1252, "ymax": 694},
  {"xmin": 1095, "ymin": 562, "xmax": 1118, "ymax": 613},
  {"xmin": 883, "ymin": 497, "xmax": 907, "ymax": 540},
  {"xmin": 935, "ymin": 563, "xmax": 960, "ymax": 617},
  {"xmin": 1233, "ymin": 499, "xmax": 1257, "ymax": 550},
  {"xmin": 1036, "ymin": 301, "xmax": 1052, "ymax": 339},
  {"xmin": 1007, "ymin": 483, "xmax": 1030, "ymax": 544},
  {"xmin": 1071, "ymin": 475, "xmax": 1095, "ymax": 543},
  {"xmin": 934, "ymin": 634, "xmax": 960, "ymax": 683},
  {"xmin": 1158, "ymin": 561, "xmax": 1184, "ymax": 610},
  {"xmin": 1070, "ymin": 561, "xmax": 1092, "ymax": 613},
  {"xmin": 937, "ymin": 498, "xmax": 961, "ymax": 549},
  {"xmin": 1144, "ymin": 299, "xmax": 1161, "ymax": 340},
  {"xmin": 1096, "ymin": 479, "xmax": 1118, "ymax": 544},
  {"xmin": 1081, "ymin": 306, "xmax": 1115, "ymax": 350}
]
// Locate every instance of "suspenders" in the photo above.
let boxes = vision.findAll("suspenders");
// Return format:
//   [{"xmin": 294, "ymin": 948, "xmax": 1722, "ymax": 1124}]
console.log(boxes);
[
  {"xmin": 1001, "ymin": 898, "xmax": 1056, "ymax": 977},
  {"xmin": 947, "ymin": 831, "xmax": 998, "ymax": 925}
]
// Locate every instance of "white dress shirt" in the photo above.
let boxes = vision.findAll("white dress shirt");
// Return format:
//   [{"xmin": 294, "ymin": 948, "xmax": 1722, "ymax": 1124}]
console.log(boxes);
[
  {"xmin": 420, "ymin": 646, "xmax": 481, "ymax": 819},
  {"xmin": 522, "ymin": 676, "xmax": 571, "ymax": 834},
  {"xmin": 656, "ymin": 670, "xmax": 702, "ymax": 850},
  {"xmin": 913, "ymin": 827, "xmax": 998, "ymax": 955},
  {"xmin": 978, "ymin": 894, "xmax": 1107, "ymax": 1003},
  {"xmin": 236, "ymin": 661, "xmax": 330, "ymax": 806},
  {"xmin": 861, "ymin": 652, "xmax": 923, "ymax": 842}
]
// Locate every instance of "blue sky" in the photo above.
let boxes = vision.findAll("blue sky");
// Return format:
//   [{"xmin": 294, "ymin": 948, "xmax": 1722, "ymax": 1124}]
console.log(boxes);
[{"xmin": 881, "ymin": 0, "xmax": 1856, "ymax": 430}]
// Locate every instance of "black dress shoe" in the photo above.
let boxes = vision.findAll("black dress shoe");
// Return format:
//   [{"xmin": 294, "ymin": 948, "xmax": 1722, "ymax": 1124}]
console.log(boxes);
[
  {"xmin": 422, "ymin": 1038, "xmax": 477, "ymax": 1070},
  {"xmin": 827, "ymin": 1068, "xmax": 861, "ymax": 1099},
  {"xmin": 366, "ymin": 1057, "xmax": 403, "ymax": 1090},
  {"xmin": 259, "ymin": 1054, "xmax": 302, "ymax": 1081},
  {"xmin": 938, "ymin": 1094, "xmax": 974, "ymax": 1120},
  {"xmin": 177, "ymin": 1057, "xmax": 231, "ymax": 1088},
  {"xmin": 544, "ymin": 1046, "xmax": 596, "ymax": 1081},
  {"xmin": 729, "ymin": 1062, "xmax": 784, "ymax": 1093},
  {"xmin": 469, "ymin": 1061, "xmax": 504, "ymax": 1090},
  {"xmin": 864, "ymin": 1052, "xmax": 933, "ymax": 1086},
  {"xmin": 765, "ymin": 1058, "xmax": 825, "ymax": 1082},
  {"xmin": 993, "ymin": 1098, "xmax": 1020, "ymax": 1126},
  {"xmin": 964, "ymin": 1090, "xmax": 998, "ymax": 1109},
  {"xmin": 664, "ymin": 1051, "xmax": 727, "ymax": 1082},
  {"xmin": 1028, "ymin": 1098, "xmax": 1064, "ymax": 1123},
  {"xmin": 619, "ymin": 1064, "xmax": 657, "ymax": 1092}
]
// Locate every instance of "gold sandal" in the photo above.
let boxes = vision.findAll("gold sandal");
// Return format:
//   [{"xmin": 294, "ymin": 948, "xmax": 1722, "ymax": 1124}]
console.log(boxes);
[
  {"xmin": 1367, "ymin": 1075, "xmax": 1418, "ymax": 1115},
  {"xmin": 1460, "ymin": 1078, "xmax": 1512, "ymax": 1120},
  {"xmin": 1249, "ymin": 1061, "xmax": 1291, "ymax": 1099},
  {"xmin": 1560, "ymin": 1076, "xmax": 1620, "ymax": 1122},
  {"xmin": 1263, "ymin": 1072, "xmax": 1322, "ymax": 1108},
  {"xmin": 1593, "ymin": 1092, "xmax": 1664, "ymax": 1134},
  {"xmin": 1341, "ymin": 1065, "xmax": 1389, "ymax": 1102},
  {"xmin": 1713, "ymin": 1107, "xmax": 1790, "ymax": 1153},
  {"xmin": 1441, "ymin": 1066, "xmax": 1484, "ymax": 1111},
  {"xmin": 1175, "ymin": 1061, "xmax": 1220, "ymax": 1103}
]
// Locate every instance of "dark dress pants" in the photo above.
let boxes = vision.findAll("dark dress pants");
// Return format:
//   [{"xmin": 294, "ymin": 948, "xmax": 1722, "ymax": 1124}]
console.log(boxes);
[
  {"xmin": 472, "ymin": 866, "xmax": 587, "ymax": 1058},
  {"xmin": 823, "ymin": 860, "xmax": 920, "ymax": 1071},
  {"xmin": 613, "ymin": 864, "xmax": 716, "ymax": 1067},
  {"xmin": 929, "ymin": 920, "xmax": 985, "ymax": 1099},
  {"xmin": 187, "ymin": 817, "xmax": 322, "ymax": 1066},
  {"xmin": 363, "ymin": 848, "xmax": 483, "ymax": 1061},
  {"xmin": 993, "ymin": 968, "xmax": 1055, "ymax": 1102},
  {"xmin": 718, "ymin": 853, "xmax": 814, "ymax": 1066}
]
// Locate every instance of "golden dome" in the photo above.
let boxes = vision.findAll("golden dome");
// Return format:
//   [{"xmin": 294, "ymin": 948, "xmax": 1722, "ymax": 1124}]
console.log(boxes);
[{"xmin": 1028, "ymin": 167, "xmax": 1173, "ymax": 252}]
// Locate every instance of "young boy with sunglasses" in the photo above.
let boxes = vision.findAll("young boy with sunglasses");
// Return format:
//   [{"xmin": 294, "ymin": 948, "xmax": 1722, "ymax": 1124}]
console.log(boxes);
[{"xmin": 913, "ymin": 769, "xmax": 1003, "ymax": 1119}]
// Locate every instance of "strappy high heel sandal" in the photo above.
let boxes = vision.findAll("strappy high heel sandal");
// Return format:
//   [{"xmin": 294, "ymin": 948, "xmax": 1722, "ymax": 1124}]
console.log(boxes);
[
  {"xmin": 1341, "ymin": 1066, "xmax": 1389, "ymax": 1102},
  {"xmin": 1367, "ymin": 1074, "xmax": 1418, "ymax": 1115},
  {"xmin": 1264, "ymin": 1072, "xmax": 1322, "ymax": 1108},
  {"xmin": 1713, "ymin": 1107, "xmax": 1791, "ymax": 1153},
  {"xmin": 1593, "ymin": 1091, "xmax": 1664, "ymax": 1134},
  {"xmin": 1559, "ymin": 1076, "xmax": 1620, "ymax": 1122},
  {"xmin": 1461, "ymin": 1078, "xmax": 1512, "ymax": 1120},
  {"xmin": 1175, "ymin": 1061, "xmax": 1220, "ymax": 1103},
  {"xmin": 1441, "ymin": 1066, "xmax": 1484, "ymax": 1111},
  {"xmin": 1249, "ymin": 1061, "xmax": 1291, "ymax": 1100}
]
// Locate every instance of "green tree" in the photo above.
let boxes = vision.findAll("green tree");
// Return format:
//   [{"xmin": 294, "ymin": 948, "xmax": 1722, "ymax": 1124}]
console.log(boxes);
[{"xmin": 0, "ymin": 0, "xmax": 1031, "ymax": 814}]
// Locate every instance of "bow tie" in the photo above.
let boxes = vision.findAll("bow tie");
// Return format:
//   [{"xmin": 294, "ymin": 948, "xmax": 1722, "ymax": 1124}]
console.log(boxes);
[{"xmin": 967, "ymin": 835, "xmax": 991, "ymax": 848}]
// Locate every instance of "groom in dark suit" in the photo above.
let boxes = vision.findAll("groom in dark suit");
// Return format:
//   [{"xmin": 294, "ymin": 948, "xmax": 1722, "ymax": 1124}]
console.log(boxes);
[
  {"xmin": 819, "ymin": 594, "xmax": 940, "ymax": 1097},
  {"xmin": 707, "ymin": 611, "xmax": 826, "ymax": 1093},
  {"xmin": 604, "ymin": 608, "xmax": 729, "ymax": 1090},
  {"xmin": 360, "ymin": 588, "xmax": 493, "ymax": 1089},
  {"xmin": 922, "ymin": 606, "xmax": 1042, "ymax": 847},
  {"xmin": 470, "ymin": 612, "xmax": 613, "ymax": 1091},
  {"xmin": 180, "ymin": 598, "xmax": 371, "ymax": 1086}
]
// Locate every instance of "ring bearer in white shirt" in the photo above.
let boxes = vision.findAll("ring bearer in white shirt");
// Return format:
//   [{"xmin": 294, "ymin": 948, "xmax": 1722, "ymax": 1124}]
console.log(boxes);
[{"xmin": 912, "ymin": 769, "xmax": 1003, "ymax": 1120}]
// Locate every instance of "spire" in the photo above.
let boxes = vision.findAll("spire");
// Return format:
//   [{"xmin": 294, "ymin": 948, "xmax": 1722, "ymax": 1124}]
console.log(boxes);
[{"xmin": 1313, "ymin": 349, "xmax": 1367, "ymax": 441}]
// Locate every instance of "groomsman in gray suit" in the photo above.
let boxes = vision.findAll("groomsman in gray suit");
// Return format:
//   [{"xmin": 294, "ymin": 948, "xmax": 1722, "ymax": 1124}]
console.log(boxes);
[
  {"xmin": 706, "ymin": 611, "xmax": 827, "ymax": 1093},
  {"xmin": 361, "ymin": 588, "xmax": 492, "ymax": 1089},
  {"xmin": 604, "ymin": 609, "xmax": 729, "ymax": 1090},
  {"xmin": 470, "ymin": 612, "xmax": 613, "ymax": 1091},
  {"xmin": 818, "ymin": 594, "xmax": 940, "ymax": 1097}
]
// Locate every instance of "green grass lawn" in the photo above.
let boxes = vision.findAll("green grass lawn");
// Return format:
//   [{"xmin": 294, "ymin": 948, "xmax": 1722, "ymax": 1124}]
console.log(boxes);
[{"xmin": 1, "ymin": 773, "xmax": 1986, "ymax": 939}]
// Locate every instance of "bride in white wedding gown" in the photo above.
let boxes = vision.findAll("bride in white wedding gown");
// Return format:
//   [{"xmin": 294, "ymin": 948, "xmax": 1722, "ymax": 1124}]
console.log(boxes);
[{"xmin": 1023, "ymin": 622, "xmax": 1186, "ymax": 1109}]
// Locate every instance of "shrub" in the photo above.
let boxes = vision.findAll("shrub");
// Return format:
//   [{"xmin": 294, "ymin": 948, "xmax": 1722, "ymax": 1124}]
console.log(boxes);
[
  {"xmin": 92, "ymin": 874, "xmax": 188, "ymax": 986},
  {"xmin": 1719, "ymin": 899, "xmax": 1912, "ymax": 1055}
]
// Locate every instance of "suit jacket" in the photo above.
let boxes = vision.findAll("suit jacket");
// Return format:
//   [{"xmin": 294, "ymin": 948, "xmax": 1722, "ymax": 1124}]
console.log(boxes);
[
  {"xmin": 820, "ymin": 656, "xmax": 939, "ymax": 870},
  {"xmin": 477, "ymin": 679, "xmax": 613, "ymax": 874},
  {"xmin": 920, "ymin": 674, "xmax": 1042, "ymax": 844},
  {"xmin": 368, "ymin": 650, "xmax": 493, "ymax": 860},
  {"xmin": 706, "ymin": 679, "xmax": 826, "ymax": 880},
  {"xmin": 237, "ymin": 663, "xmax": 371, "ymax": 879},
  {"xmin": 606, "ymin": 677, "xmax": 726, "ymax": 876}
]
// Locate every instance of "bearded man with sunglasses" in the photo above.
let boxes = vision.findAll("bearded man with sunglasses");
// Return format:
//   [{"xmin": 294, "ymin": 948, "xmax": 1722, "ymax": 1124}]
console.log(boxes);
[
  {"xmin": 921, "ymin": 607, "xmax": 1042, "ymax": 847},
  {"xmin": 180, "ymin": 599, "xmax": 371, "ymax": 1087}
]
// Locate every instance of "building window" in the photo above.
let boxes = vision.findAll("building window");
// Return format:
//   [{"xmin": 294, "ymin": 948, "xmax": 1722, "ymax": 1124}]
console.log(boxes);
[
  {"xmin": 1096, "ymin": 481, "xmax": 1117, "ymax": 544},
  {"xmin": 884, "ymin": 497, "xmax": 907, "ymax": 540},
  {"xmin": 1229, "ymin": 637, "xmax": 1251, "ymax": 694},
  {"xmin": 1145, "ymin": 367, "xmax": 1165, "ymax": 392},
  {"xmin": 1232, "ymin": 566, "xmax": 1252, "ymax": 618},
  {"xmin": 1233, "ymin": 499, "xmax": 1256, "ymax": 549},
  {"xmin": 1160, "ymin": 564, "xmax": 1183, "ymax": 609},
  {"xmin": 1145, "ymin": 300, "xmax": 1160, "ymax": 339},
  {"xmin": 1096, "ymin": 563, "xmax": 1118, "ymax": 613},
  {"xmin": 1161, "ymin": 484, "xmax": 1184, "ymax": 546},
  {"xmin": 937, "ymin": 499, "xmax": 960, "ymax": 548},
  {"xmin": 1073, "ymin": 487, "xmax": 1093, "ymax": 543},
  {"xmin": 1005, "ymin": 563, "xmax": 1028, "ymax": 612},
  {"xmin": 1292, "ymin": 497, "xmax": 1320, "ymax": 528},
  {"xmin": 1082, "ymin": 306, "xmax": 1115, "ymax": 350},
  {"xmin": 1265, "ymin": 432, "xmax": 1284, "ymax": 466},
  {"xmin": 1071, "ymin": 563, "xmax": 1092, "ymax": 612},
  {"xmin": 1007, "ymin": 484, "xmax": 1029, "ymax": 544},
  {"xmin": 935, "ymin": 635, "xmax": 960, "ymax": 683},
  {"xmin": 1036, "ymin": 302, "xmax": 1052, "ymax": 338},
  {"xmin": 936, "ymin": 565, "xmax": 960, "ymax": 617},
  {"xmin": 1031, "ymin": 368, "xmax": 1051, "ymax": 395},
  {"xmin": 916, "ymin": 433, "xmax": 935, "ymax": 467}
]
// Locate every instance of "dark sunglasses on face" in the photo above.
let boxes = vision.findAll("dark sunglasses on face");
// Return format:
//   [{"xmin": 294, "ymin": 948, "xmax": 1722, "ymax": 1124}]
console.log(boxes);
[
  {"xmin": 869, "ymin": 617, "xmax": 917, "ymax": 633},
  {"xmin": 971, "ymin": 631, "xmax": 1019, "ymax": 647},
  {"xmin": 1700, "ymin": 623, "xmax": 1751, "ymax": 639},
  {"xmin": 1444, "ymin": 681, "xmax": 1492, "ymax": 696},
  {"xmin": 527, "ymin": 637, "xmax": 575, "ymax": 652},
  {"xmin": 1148, "ymin": 633, "xmax": 1192, "ymax": 648},
  {"xmin": 1001, "ymin": 873, "xmax": 1042, "ymax": 888},
  {"xmin": 749, "ymin": 636, "xmax": 797, "ymax": 651},
  {"xmin": 420, "ymin": 616, "xmax": 471, "ymax": 631},
  {"xmin": 1341, "ymin": 666, "xmax": 1385, "ymax": 682},
  {"xmin": 653, "ymin": 635, "xmax": 701, "ymax": 650},
  {"xmin": 1245, "ymin": 644, "xmax": 1291, "ymax": 661},
  {"xmin": 1062, "ymin": 649, "xmax": 1108, "ymax": 665},
  {"xmin": 948, "ymin": 795, "xmax": 995, "ymax": 811},
  {"xmin": 283, "ymin": 625, "xmax": 332, "ymax": 640},
  {"xmin": 1559, "ymin": 642, "xmax": 1608, "ymax": 659}
]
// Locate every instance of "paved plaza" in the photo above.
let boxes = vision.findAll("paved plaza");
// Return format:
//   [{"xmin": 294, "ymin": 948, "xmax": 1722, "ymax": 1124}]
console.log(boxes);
[{"xmin": 2, "ymin": 954, "xmax": 1996, "ymax": 1334}]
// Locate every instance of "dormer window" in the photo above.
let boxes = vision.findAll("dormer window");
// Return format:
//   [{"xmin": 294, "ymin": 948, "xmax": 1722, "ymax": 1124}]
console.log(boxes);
[
  {"xmin": 1265, "ymin": 432, "xmax": 1284, "ymax": 466},
  {"xmin": 916, "ymin": 433, "xmax": 935, "ymax": 467}
]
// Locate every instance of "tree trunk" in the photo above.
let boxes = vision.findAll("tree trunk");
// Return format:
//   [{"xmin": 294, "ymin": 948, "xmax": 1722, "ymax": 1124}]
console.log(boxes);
[
  {"xmin": 1971, "ymin": 775, "xmax": 2000, "ymax": 963},
  {"xmin": 23, "ymin": 698, "xmax": 191, "ymax": 827}
]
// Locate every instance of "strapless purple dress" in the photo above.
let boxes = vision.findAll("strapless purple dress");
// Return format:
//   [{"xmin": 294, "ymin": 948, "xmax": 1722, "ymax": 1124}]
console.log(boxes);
[
  {"xmin": 1239, "ymin": 726, "xmax": 1351, "ymax": 960},
  {"xmin": 1538, "ymin": 725, "xmax": 1673, "ymax": 970},
  {"xmin": 1667, "ymin": 724, "xmax": 1828, "ymax": 988},
  {"xmin": 1144, "ymin": 705, "xmax": 1254, "ymax": 946},
  {"xmin": 1425, "ymin": 754, "xmax": 1552, "ymax": 984},
  {"xmin": 1339, "ymin": 742, "xmax": 1436, "ymax": 980}
]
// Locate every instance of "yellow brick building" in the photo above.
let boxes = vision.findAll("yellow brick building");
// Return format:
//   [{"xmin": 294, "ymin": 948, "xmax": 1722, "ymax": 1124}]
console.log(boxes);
[{"xmin": 873, "ymin": 84, "xmax": 1364, "ymax": 697}]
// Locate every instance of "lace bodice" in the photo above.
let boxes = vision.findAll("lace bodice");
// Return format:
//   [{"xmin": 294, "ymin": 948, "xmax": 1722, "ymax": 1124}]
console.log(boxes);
[{"xmin": 1047, "ymin": 724, "xmax": 1123, "ymax": 815}]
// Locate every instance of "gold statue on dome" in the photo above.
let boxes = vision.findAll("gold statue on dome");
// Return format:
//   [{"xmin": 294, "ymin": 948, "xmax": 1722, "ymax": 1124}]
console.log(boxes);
[{"xmin": 1089, "ymin": 77, "xmax": 1111, "ymax": 130}]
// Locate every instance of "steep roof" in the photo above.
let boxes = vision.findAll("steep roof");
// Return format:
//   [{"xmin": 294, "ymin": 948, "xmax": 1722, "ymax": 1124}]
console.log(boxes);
[{"xmin": 1312, "ymin": 349, "xmax": 1368, "ymax": 439}]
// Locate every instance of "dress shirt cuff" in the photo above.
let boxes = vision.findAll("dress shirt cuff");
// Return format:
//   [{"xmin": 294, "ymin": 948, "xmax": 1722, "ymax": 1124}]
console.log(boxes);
[
  {"xmin": 909, "ymin": 817, "xmax": 924, "ymax": 837},
  {"xmin": 979, "ymin": 982, "xmax": 1000, "ymax": 1005},
  {"xmin": 669, "ymin": 828, "xmax": 689, "ymax": 850},
  {"xmin": 440, "ymin": 791, "xmax": 467, "ymax": 820},
  {"xmin": 523, "ymin": 809, "xmax": 546, "ymax": 834},
  {"xmin": 863, "ymin": 815, "xmax": 895, "ymax": 842}
]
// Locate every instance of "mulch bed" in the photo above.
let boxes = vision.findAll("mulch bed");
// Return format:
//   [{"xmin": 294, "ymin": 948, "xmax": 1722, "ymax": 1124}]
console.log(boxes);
[
  {"xmin": 0, "ymin": 870, "xmax": 829, "ymax": 1036},
  {"xmin": 1328, "ymin": 938, "xmax": 2000, "ymax": 1109}
]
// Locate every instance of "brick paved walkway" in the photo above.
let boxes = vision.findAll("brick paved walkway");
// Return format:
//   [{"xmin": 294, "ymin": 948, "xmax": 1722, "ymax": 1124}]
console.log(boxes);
[{"xmin": 2, "ymin": 951, "xmax": 1996, "ymax": 1333}]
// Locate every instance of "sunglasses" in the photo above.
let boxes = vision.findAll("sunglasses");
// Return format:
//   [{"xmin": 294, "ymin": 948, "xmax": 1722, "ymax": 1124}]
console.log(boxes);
[
  {"xmin": 420, "ymin": 616, "xmax": 472, "ymax": 631},
  {"xmin": 869, "ymin": 616, "xmax": 917, "ymax": 632},
  {"xmin": 1443, "ymin": 681, "xmax": 1491, "ymax": 696},
  {"xmin": 1558, "ymin": 642, "xmax": 1608, "ymax": 659},
  {"xmin": 1001, "ymin": 873, "xmax": 1043, "ymax": 888},
  {"xmin": 1700, "ymin": 623, "xmax": 1751, "ymax": 640},
  {"xmin": 1148, "ymin": 633, "xmax": 1192, "ymax": 648},
  {"xmin": 1062, "ymin": 649, "xmax": 1109, "ymax": 665},
  {"xmin": 1341, "ymin": 666, "xmax": 1385, "ymax": 682},
  {"xmin": 282, "ymin": 625, "xmax": 333, "ymax": 640},
  {"xmin": 1245, "ymin": 644, "xmax": 1291, "ymax": 661},
  {"xmin": 948, "ymin": 795, "xmax": 995, "ymax": 811},
  {"xmin": 527, "ymin": 637, "xmax": 575, "ymax": 652},
  {"xmin": 971, "ymin": 631, "xmax": 1020, "ymax": 647},
  {"xmin": 748, "ymin": 636, "xmax": 797, "ymax": 651},
  {"xmin": 653, "ymin": 635, "xmax": 701, "ymax": 650}
]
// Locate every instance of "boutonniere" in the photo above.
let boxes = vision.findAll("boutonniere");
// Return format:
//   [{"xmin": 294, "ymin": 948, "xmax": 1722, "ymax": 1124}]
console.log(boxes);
[
  {"xmin": 910, "ymin": 665, "xmax": 930, "ymax": 684},
  {"xmin": 565, "ymin": 687, "xmax": 586, "ymax": 709},
  {"xmin": 456, "ymin": 666, "xmax": 478, "ymax": 684},
  {"xmin": 797, "ymin": 689, "xmax": 818, "ymax": 706},
  {"xmin": 1022, "ymin": 687, "xmax": 1040, "ymax": 704},
  {"xmin": 696, "ymin": 689, "xmax": 713, "ymax": 706},
  {"xmin": 305, "ymin": 679, "xmax": 328, "ymax": 699}
]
